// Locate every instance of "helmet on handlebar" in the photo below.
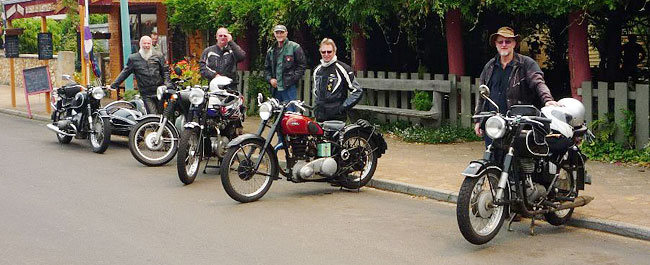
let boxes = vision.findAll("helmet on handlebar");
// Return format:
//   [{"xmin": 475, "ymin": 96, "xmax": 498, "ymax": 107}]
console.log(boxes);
[
  {"xmin": 209, "ymin": 76, "xmax": 233, "ymax": 93},
  {"xmin": 557, "ymin": 98, "xmax": 585, "ymax": 127}
]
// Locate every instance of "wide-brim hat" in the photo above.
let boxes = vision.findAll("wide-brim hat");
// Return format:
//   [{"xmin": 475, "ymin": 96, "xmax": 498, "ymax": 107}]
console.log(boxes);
[{"xmin": 489, "ymin": 27, "xmax": 521, "ymax": 46}]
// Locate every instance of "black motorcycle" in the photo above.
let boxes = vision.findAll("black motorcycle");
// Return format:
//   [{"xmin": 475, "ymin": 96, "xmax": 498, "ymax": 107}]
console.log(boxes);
[
  {"xmin": 128, "ymin": 70, "xmax": 193, "ymax": 167},
  {"xmin": 47, "ymin": 75, "xmax": 112, "ymax": 153},
  {"xmin": 456, "ymin": 85, "xmax": 593, "ymax": 245},
  {"xmin": 176, "ymin": 76, "xmax": 246, "ymax": 184}
]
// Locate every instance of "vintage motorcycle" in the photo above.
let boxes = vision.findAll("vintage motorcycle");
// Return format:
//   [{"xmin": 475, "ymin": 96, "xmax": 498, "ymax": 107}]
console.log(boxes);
[
  {"xmin": 128, "ymin": 69, "xmax": 193, "ymax": 167},
  {"xmin": 176, "ymin": 76, "xmax": 246, "ymax": 184},
  {"xmin": 219, "ymin": 94, "xmax": 388, "ymax": 203},
  {"xmin": 456, "ymin": 85, "xmax": 593, "ymax": 245},
  {"xmin": 47, "ymin": 75, "xmax": 112, "ymax": 153}
]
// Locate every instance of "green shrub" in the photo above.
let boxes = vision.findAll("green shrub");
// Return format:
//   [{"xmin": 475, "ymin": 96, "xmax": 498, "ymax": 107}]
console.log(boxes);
[
  {"xmin": 123, "ymin": 90, "xmax": 140, "ymax": 101},
  {"xmin": 379, "ymin": 121, "xmax": 481, "ymax": 144},
  {"xmin": 246, "ymin": 74, "xmax": 271, "ymax": 116},
  {"xmin": 411, "ymin": 90, "xmax": 432, "ymax": 111}
]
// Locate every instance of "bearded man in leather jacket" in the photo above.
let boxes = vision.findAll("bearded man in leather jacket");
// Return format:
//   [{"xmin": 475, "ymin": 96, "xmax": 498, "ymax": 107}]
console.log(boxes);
[
  {"xmin": 474, "ymin": 27, "xmax": 561, "ymax": 139},
  {"xmin": 199, "ymin": 27, "xmax": 246, "ymax": 88},
  {"xmin": 313, "ymin": 38, "xmax": 363, "ymax": 121},
  {"xmin": 111, "ymin": 36, "xmax": 171, "ymax": 114}
]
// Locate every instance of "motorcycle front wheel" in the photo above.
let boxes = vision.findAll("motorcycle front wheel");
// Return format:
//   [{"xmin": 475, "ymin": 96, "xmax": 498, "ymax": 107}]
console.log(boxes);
[
  {"xmin": 220, "ymin": 138, "xmax": 276, "ymax": 203},
  {"xmin": 338, "ymin": 130, "xmax": 378, "ymax": 189},
  {"xmin": 129, "ymin": 117, "xmax": 179, "ymax": 167},
  {"xmin": 89, "ymin": 114, "xmax": 111, "ymax": 153},
  {"xmin": 177, "ymin": 127, "xmax": 201, "ymax": 184},
  {"xmin": 456, "ymin": 169, "xmax": 507, "ymax": 245}
]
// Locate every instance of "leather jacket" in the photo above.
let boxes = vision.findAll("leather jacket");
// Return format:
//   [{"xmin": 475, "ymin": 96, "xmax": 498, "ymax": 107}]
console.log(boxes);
[
  {"xmin": 111, "ymin": 51, "xmax": 171, "ymax": 96},
  {"xmin": 475, "ymin": 53, "xmax": 554, "ymax": 121}
]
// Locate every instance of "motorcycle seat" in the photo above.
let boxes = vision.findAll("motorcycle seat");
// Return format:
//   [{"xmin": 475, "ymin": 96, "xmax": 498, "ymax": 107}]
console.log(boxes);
[{"xmin": 322, "ymin": 120, "xmax": 346, "ymax": 131}]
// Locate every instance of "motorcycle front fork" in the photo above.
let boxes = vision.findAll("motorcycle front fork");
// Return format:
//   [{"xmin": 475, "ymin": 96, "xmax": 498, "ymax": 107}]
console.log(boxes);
[{"xmin": 493, "ymin": 147, "xmax": 515, "ymax": 202}]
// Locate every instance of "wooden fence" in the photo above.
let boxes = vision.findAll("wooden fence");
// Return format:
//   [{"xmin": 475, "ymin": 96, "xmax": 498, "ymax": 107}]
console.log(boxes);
[
  {"xmin": 579, "ymin": 81, "xmax": 649, "ymax": 150},
  {"xmin": 234, "ymin": 70, "xmax": 650, "ymax": 150}
]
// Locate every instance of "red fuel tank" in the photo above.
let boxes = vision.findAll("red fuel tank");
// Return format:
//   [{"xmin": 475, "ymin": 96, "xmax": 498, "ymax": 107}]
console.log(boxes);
[{"xmin": 281, "ymin": 113, "xmax": 324, "ymax": 136}]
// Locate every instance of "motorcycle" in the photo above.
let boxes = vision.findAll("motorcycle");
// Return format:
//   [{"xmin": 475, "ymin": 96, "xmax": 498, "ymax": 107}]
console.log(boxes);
[
  {"xmin": 176, "ymin": 76, "xmax": 246, "ymax": 184},
  {"xmin": 219, "ymin": 94, "xmax": 388, "ymax": 203},
  {"xmin": 47, "ymin": 75, "xmax": 112, "ymax": 153},
  {"xmin": 128, "ymin": 68, "xmax": 193, "ymax": 167},
  {"xmin": 456, "ymin": 85, "xmax": 593, "ymax": 245}
]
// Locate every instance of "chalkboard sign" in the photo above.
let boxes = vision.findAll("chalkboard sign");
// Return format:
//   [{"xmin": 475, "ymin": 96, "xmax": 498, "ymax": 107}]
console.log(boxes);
[
  {"xmin": 5, "ymin": 35, "xmax": 19, "ymax": 58},
  {"xmin": 23, "ymin": 66, "xmax": 52, "ymax": 95},
  {"xmin": 38, "ymin": 33, "xmax": 53, "ymax": 60}
]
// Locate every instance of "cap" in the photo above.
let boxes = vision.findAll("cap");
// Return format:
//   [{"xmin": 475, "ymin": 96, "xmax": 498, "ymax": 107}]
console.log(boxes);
[{"xmin": 273, "ymin": 25, "xmax": 287, "ymax": 32}]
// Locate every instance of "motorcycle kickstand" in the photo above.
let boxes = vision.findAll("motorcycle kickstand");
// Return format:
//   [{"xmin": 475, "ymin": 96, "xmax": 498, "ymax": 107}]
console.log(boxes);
[
  {"xmin": 507, "ymin": 214, "xmax": 517, "ymax": 232},
  {"xmin": 202, "ymin": 156, "xmax": 212, "ymax": 174},
  {"xmin": 529, "ymin": 215, "xmax": 537, "ymax": 236}
]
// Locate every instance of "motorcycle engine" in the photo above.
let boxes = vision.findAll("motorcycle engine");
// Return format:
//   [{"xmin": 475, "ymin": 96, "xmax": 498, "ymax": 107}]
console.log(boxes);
[{"xmin": 209, "ymin": 136, "xmax": 230, "ymax": 158}]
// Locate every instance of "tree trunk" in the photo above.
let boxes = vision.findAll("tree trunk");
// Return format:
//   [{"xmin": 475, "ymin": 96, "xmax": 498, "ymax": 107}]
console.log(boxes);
[
  {"xmin": 351, "ymin": 24, "xmax": 367, "ymax": 71},
  {"xmin": 445, "ymin": 9, "xmax": 465, "ymax": 77},
  {"xmin": 604, "ymin": 11, "xmax": 623, "ymax": 82},
  {"xmin": 236, "ymin": 32, "xmax": 250, "ymax": 71},
  {"xmin": 568, "ymin": 11, "xmax": 591, "ymax": 99}
]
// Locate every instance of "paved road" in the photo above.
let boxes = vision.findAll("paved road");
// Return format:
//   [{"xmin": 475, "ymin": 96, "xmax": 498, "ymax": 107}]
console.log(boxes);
[{"xmin": 1, "ymin": 113, "xmax": 649, "ymax": 265}]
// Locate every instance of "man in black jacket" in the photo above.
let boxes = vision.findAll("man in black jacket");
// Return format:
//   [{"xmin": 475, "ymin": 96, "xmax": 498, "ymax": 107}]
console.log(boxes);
[
  {"xmin": 199, "ymin": 27, "xmax": 246, "ymax": 87},
  {"xmin": 474, "ymin": 27, "xmax": 561, "ymax": 139},
  {"xmin": 313, "ymin": 38, "xmax": 362, "ymax": 121},
  {"xmin": 111, "ymin": 36, "xmax": 171, "ymax": 114}
]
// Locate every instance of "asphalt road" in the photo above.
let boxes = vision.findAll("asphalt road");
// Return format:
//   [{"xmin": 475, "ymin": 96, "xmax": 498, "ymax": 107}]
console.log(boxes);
[{"xmin": 1, "ymin": 113, "xmax": 649, "ymax": 265}]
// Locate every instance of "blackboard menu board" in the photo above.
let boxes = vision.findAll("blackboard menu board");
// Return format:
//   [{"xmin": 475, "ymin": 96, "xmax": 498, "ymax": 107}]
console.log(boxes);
[
  {"xmin": 23, "ymin": 66, "xmax": 52, "ymax": 95},
  {"xmin": 5, "ymin": 35, "xmax": 19, "ymax": 58},
  {"xmin": 38, "ymin": 33, "xmax": 53, "ymax": 60}
]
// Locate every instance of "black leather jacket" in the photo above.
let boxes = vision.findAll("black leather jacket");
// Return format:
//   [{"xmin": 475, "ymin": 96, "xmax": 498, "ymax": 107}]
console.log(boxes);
[
  {"xmin": 111, "ymin": 52, "xmax": 171, "ymax": 96},
  {"xmin": 475, "ymin": 53, "xmax": 554, "ymax": 121},
  {"xmin": 199, "ymin": 41, "xmax": 246, "ymax": 83},
  {"xmin": 313, "ymin": 60, "xmax": 363, "ymax": 121}
]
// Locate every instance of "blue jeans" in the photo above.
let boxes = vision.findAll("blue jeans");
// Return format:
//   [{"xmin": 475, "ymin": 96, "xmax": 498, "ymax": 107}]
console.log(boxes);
[{"xmin": 273, "ymin": 84, "xmax": 297, "ymax": 112}]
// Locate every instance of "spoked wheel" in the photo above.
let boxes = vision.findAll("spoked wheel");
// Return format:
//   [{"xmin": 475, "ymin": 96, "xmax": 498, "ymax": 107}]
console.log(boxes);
[
  {"xmin": 177, "ymin": 128, "xmax": 201, "ymax": 184},
  {"xmin": 220, "ymin": 139, "xmax": 276, "ymax": 203},
  {"xmin": 89, "ymin": 114, "xmax": 111, "ymax": 153},
  {"xmin": 129, "ymin": 118, "xmax": 179, "ymax": 167},
  {"xmin": 338, "ymin": 131, "xmax": 378, "ymax": 189},
  {"xmin": 456, "ymin": 169, "xmax": 507, "ymax": 245},
  {"xmin": 53, "ymin": 111, "xmax": 72, "ymax": 144},
  {"xmin": 544, "ymin": 164, "xmax": 577, "ymax": 225}
]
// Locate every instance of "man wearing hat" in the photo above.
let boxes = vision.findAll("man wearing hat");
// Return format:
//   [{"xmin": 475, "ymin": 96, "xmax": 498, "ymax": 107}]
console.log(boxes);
[
  {"xmin": 264, "ymin": 25, "xmax": 307, "ymax": 111},
  {"xmin": 474, "ymin": 26, "xmax": 561, "ymax": 138}
]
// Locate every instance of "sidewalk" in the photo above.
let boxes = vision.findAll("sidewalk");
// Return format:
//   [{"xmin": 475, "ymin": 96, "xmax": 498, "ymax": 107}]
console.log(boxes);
[{"xmin": 2, "ymin": 84, "xmax": 650, "ymax": 241}]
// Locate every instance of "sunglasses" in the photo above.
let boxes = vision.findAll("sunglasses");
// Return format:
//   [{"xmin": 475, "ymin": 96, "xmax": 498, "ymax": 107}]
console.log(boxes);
[
  {"xmin": 496, "ymin": 39, "xmax": 513, "ymax": 45},
  {"xmin": 320, "ymin": 50, "xmax": 333, "ymax": 54}
]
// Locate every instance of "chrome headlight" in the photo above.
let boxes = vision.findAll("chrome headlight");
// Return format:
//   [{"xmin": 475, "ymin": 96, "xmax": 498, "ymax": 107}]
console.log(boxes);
[
  {"xmin": 91, "ymin": 87, "xmax": 105, "ymax": 100},
  {"xmin": 258, "ymin": 102, "xmax": 273, "ymax": 120},
  {"xmin": 156, "ymin": 86, "xmax": 166, "ymax": 101},
  {"xmin": 485, "ymin": 116, "xmax": 507, "ymax": 139},
  {"xmin": 189, "ymin": 88, "xmax": 205, "ymax": 105}
]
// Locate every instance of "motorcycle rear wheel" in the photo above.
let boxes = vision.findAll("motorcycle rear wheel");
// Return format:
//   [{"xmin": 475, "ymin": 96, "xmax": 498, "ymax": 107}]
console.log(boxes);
[
  {"xmin": 338, "ymin": 130, "xmax": 378, "ymax": 189},
  {"xmin": 177, "ymin": 128, "xmax": 201, "ymax": 185},
  {"xmin": 54, "ymin": 111, "xmax": 72, "ymax": 144},
  {"xmin": 456, "ymin": 169, "xmax": 507, "ymax": 245},
  {"xmin": 220, "ymin": 138, "xmax": 276, "ymax": 203},
  {"xmin": 89, "ymin": 114, "xmax": 111, "ymax": 153},
  {"xmin": 544, "ymin": 164, "xmax": 577, "ymax": 225},
  {"xmin": 129, "ymin": 118, "xmax": 179, "ymax": 167}
]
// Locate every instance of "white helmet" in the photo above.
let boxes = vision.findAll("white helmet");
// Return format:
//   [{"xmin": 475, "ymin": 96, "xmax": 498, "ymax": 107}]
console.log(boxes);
[
  {"xmin": 209, "ymin": 75, "xmax": 233, "ymax": 93},
  {"xmin": 557, "ymin": 97, "xmax": 585, "ymax": 127}
]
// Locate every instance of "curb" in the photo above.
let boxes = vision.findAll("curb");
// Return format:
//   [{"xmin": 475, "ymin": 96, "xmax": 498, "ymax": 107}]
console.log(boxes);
[
  {"xmin": 3, "ymin": 106, "xmax": 650, "ymax": 242},
  {"xmin": 0, "ymin": 108, "xmax": 50, "ymax": 122},
  {"xmin": 368, "ymin": 178, "xmax": 650, "ymax": 242}
]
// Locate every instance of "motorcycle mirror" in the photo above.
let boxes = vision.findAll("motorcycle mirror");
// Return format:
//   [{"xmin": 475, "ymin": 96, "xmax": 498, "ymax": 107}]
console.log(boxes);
[
  {"xmin": 174, "ymin": 67, "xmax": 182, "ymax": 76},
  {"xmin": 257, "ymin": 93, "xmax": 264, "ymax": 105},
  {"xmin": 479, "ymin": 85, "xmax": 490, "ymax": 98}
]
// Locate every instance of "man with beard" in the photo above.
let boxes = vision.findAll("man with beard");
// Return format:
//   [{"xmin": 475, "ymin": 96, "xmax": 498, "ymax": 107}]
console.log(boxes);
[
  {"xmin": 111, "ymin": 36, "xmax": 171, "ymax": 114},
  {"xmin": 474, "ymin": 27, "xmax": 561, "ymax": 141},
  {"xmin": 264, "ymin": 25, "xmax": 307, "ymax": 111},
  {"xmin": 199, "ymin": 27, "xmax": 246, "ymax": 88}
]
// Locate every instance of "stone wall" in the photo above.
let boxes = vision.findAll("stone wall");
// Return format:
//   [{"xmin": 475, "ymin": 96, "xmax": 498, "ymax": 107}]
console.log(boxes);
[
  {"xmin": 0, "ymin": 51, "xmax": 75, "ymax": 89},
  {"xmin": 0, "ymin": 54, "xmax": 57, "ymax": 88}
]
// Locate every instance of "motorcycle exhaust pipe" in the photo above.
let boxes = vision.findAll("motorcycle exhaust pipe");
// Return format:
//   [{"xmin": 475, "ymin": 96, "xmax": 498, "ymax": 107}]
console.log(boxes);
[
  {"xmin": 46, "ymin": 123, "xmax": 76, "ymax": 137},
  {"xmin": 520, "ymin": 195, "xmax": 594, "ymax": 216}
]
